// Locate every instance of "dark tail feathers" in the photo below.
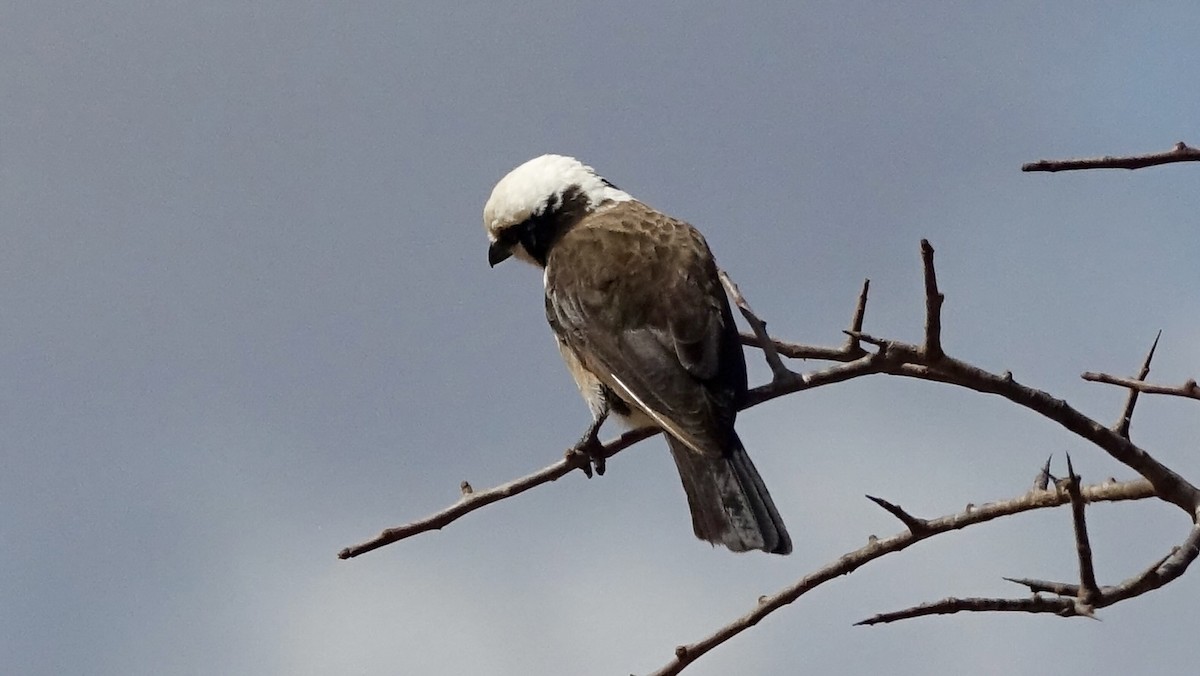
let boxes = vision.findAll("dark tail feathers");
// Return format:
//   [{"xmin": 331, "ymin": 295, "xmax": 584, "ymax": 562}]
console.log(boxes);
[{"xmin": 666, "ymin": 434, "xmax": 792, "ymax": 555}]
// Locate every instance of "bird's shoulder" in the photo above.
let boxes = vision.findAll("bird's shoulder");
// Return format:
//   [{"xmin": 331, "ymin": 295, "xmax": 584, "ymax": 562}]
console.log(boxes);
[{"xmin": 545, "ymin": 201, "xmax": 720, "ymax": 320}]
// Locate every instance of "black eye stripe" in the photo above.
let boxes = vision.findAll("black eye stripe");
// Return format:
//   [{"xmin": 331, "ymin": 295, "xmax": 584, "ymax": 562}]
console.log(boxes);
[
  {"xmin": 496, "ymin": 225, "xmax": 523, "ymax": 247},
  {"xmin": 499, "ymin": 184, "xmax": 590, "ymax": 266}
]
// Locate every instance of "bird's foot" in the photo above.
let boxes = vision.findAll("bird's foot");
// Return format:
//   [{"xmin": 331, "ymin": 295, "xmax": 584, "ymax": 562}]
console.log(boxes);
[{"xmin": 566, "ymin": 431, "xmax": 606, "ymax": 478}]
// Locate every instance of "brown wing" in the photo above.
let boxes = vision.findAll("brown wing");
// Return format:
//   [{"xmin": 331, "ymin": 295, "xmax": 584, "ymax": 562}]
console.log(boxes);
[{"xmin": 543, "ymin": 201, "xmax": 746, "ymax": 457}]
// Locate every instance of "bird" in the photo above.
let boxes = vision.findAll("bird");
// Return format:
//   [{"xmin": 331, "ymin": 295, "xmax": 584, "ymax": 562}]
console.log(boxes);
[{"xmin": 483, "ymin": 154, "xmax": 791, "ymax": 555}]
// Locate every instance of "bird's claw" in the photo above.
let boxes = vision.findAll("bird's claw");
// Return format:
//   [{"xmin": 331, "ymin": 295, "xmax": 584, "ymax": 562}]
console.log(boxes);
[{"xmin": 567, "ymin": 433, "xmax": 606, "ymax": 478}]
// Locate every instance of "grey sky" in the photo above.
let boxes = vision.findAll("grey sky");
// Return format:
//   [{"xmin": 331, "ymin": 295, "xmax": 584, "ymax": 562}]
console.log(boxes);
[{"xmin": 3, "ymin": 2, "xmax": 1198, "ymax": 675}]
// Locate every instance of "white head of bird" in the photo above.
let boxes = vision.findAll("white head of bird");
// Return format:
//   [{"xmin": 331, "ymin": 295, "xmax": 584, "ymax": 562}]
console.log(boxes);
[{"xmin": 483, "ymin": 154, "xmax": 631, "ymax": 266}]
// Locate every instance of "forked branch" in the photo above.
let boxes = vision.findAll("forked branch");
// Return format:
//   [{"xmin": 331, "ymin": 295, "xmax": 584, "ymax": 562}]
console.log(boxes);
[
  {"xmin": 651, "ymin": 479, "xmax": 1155, "ymax": 675},
  {"xmin": 861, "ymin": 518, "xmax": 1200, "ymax": 626},
  {"xmin": 649, "ymin": 241, "xmax": 1199, "ymax": 673}
]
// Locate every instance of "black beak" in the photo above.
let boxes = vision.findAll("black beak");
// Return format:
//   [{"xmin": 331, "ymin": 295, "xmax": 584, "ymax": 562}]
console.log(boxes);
[{"xmin": 488, "ymin": 240, "xmax": 513, "ymax": 267}]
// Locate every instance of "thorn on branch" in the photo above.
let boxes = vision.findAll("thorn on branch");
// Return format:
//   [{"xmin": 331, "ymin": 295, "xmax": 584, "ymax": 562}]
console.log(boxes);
[
  {"xmin": 843, "ymin": 330, "xmax": 889, "ymax": 351},
  {"xmin": 1064, "ymin": 454, "xmax": 1101, "ymax": 605},
  {"xmin": 843, "ymin": 279, "xmax": 871, "ymax": 355},
  {"xmin": 866, "ymin": 495, "xmax": 930, "ymax": 535},
  {"xmin": 1033, "ymin": 455, "xmax": 1053, "ymax": 491},
  {"xmin": 919, "ymin": 240, "xmax": 945, "ymax": 361},
  {"xmin": 1114, "ymin": 331, "xmax": 1161, "ymax": 439},
  {"xmin": 1003, "ymin": 577, "xmax": 1079, "ymax": 597}
]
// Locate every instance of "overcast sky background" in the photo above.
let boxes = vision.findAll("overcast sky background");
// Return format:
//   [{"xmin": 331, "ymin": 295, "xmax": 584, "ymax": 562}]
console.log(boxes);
[{"xmin": 3, "ymin": 3, "xmax": 1199, "ymax": 675}]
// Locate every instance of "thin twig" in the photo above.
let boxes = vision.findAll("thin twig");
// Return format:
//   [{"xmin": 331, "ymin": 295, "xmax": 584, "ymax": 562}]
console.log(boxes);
[
  {"xmin": 739, "ymin": 333, "xmax": 861, "ymax": 362},
  {"xmin": 1022, "ymin": 142, "xmax": 1200, "ymax": 172},
  {"xmin": 739, "ymin": 280, "xmax": 871, "ymax": 362},
  {"xmin": 1083, "ymin": 373, "xmax": 1200, "ymax": 402},
  {"xmin": 856, "ymin": 595, "xmax": 1073, "ymax": 625},
  {"xmin": 720, "ymin": 270, "xmax": 797, "ymax": 384},
  {"xmin": 337, "ymin": 426, "xmax": 656, "ymax": 559}
]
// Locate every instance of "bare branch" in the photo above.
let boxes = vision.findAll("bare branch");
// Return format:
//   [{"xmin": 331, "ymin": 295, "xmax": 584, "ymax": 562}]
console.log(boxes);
[
  {"xmin": 1104, "ymin": 520, "xmax": 1200, "ymax": 603},
  {"xmin": 1022, "ymin": 141, "xmax": 1200, "ymax": 172},
  {"xmin": 740, "ymin": 281, "xmax": 872, "ymax": 362},
  {"xmin": 1115, "ymin": 331, "xmax": 1161, "ymax": 438},
  {"xmin": 745, "ymin": 352, "xmax": 887, "ymax": 404},
  {"xmin": 1083, "ymin": 372, "xmax": 1200, "ymax": 402},
  {"xmin": 337, "ymin": 426, "xmax": 657, "ymax": 559},
  {"xmin": 648, "ymin": 479, "xmax": 1155, "ymax": 675},
  {"xmin": 740, "ymin": 333, "xmax": 861, "ymax": 362},
  {"xmin": 881, "ymin": 357, "xmax": 1200, "ymax": 514},
  {"xmin": 828, "ymin": 327, "xmax": 1200, "ymax": 514},
  {"xmin": 1003, "ymin": 576, "xmax": 1077, "ymax": 596},
  {"xmin": 1104, "ymin": 545, "xmax": 1190, "ymax": 602},
  {"xmin": 856, "ymin": 595, "xmax": 1074, "ymax": 625},
  {"xmin": 1063, "ymin": 454, "xmax": 1100, "ymax": 606}
]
